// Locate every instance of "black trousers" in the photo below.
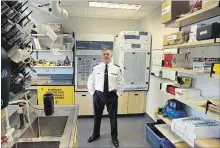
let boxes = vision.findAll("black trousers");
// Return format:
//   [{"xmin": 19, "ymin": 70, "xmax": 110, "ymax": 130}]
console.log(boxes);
[{"xmin": 93, "ymin": 90, "xmax": 118, "ymax": 139}]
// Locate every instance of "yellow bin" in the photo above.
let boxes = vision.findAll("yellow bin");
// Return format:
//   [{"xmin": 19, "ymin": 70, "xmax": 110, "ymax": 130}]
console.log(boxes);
[
  {"xmin": 38, "ymin": 86, "xmax": 75, "ymax": 105},
  {"xmin": 213, "ymin": 64, "xmax": 220, "ymax": 74}
]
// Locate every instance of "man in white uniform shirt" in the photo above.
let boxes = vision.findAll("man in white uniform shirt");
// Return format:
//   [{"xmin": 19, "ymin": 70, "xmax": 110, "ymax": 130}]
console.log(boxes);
[{"xmin": 87, "ymin": 48, "xmax": 124, "ymax": 147}]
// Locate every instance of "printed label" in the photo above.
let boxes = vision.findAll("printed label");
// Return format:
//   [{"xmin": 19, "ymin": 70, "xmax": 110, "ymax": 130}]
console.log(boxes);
[
  {"xmin": 131, "ymin": 44, "xmax": 141, "ymax": 48},
  {"xmin": 162, "ymin": 5, "xmax": 171, "ymax": 16},
  {"xmin": 167, "ymin": 35, "xmax": 177, "ymax": 41},
  {"xmin": 200, "ymin": 30, "xmax": 207, "ymax": 35},
  {"xmin": 139, "ymin": 32, "xmax": 148, "ymax": 36}
]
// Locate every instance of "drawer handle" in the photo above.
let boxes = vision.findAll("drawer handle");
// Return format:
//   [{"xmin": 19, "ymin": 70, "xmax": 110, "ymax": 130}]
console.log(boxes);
[
  {"xmin": 134, "ymin": 94, "xmax": 138, "ymax": 96},
  {"xmin": 82, "ymin": 95, "xmax": 86, "ymax": 97}
]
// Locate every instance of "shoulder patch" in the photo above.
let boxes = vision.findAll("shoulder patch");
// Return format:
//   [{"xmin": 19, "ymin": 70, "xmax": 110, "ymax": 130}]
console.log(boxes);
[
  {"xmin": 93, "ymin": 64, "xmax": 98, "ymax": 67},
  {"xmin": 114, "ymin": 64, "xmax": 120, "ymax": 67}
]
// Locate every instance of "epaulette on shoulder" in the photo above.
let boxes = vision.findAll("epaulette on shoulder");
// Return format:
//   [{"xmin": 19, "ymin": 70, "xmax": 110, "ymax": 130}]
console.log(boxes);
[
  {"xmin": 114, "ymin": 64, "xmax": 120, "ymax": 67},
  {"xmin": 93, "ymin": 64, "xmax": 98, "ymax": 67}
]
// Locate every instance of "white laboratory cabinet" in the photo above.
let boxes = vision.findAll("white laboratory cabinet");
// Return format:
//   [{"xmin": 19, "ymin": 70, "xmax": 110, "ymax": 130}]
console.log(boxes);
[
  {"xmin": 74, "ymin": 34, "xmax": 114, "ymax": 91},
  {"xmin": 113, "ymin": 31, "xmax": 151, "ymax": 91}
]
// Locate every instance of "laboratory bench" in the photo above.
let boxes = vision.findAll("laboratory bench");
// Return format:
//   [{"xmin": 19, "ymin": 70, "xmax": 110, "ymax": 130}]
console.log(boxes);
[
  {"xmin": 28, "ymin": 78, "xmax": 75, "ymax": 105},
  {"xmin": 1, "ymin": 105, "xmax": 79, "ymax": 148},
  {"xmin": 28, "ymin": 77, "xmax": 147, "ymax": 115},
  {"xmin": 75, "ymin": 91, "xmax": 147, "ymax": 116}
]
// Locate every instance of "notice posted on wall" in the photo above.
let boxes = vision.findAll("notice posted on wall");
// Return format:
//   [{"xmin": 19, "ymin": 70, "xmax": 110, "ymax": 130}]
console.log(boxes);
[
  {"xmin": 46, "ymin": 88, "xmax": 64, "ymax": 100},
  {"xmin": 37, "ymin": 86, "xmax": 74, "ymax": 105}
]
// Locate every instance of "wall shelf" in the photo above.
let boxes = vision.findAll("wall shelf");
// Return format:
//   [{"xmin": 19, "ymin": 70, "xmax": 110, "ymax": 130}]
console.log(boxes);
[
  {"xmin": 158, "ymin": 114, "xmax": 172, "ymax": 126},
  {"xmin": 154, "ymin": 124, "xmax": 190, "ymax": 148},
  {"xmin": 33, "ymin": 66, "xmax": 72, "ymax": 68},
  {"xmin": 157, "ymin": 114, "xmax": 220, "ymax": 148},
  {"xmin": 163, "ymin": 38, "xmax": 220, "ymax": 49},
  {"xmin": 161, "ymin": 90, "xmax": 220, "ymax": 120},
  {"xmin": 165, "ymin": 4, "xmax": 220, "ymax": 28},
  {"xmin": 33, "ymin": 50, "xmax": 72, "ymax": 52},
  {"xmin": 212, "ymin": 74, "xmax": 220, "ymax": 78},
  {"xmin": 162, "ymin": 67, "xmax": 211, "ymax": 77},
  {"xmin": 31, "ymin": 34, "xmax": 71, "ymax": 38}
]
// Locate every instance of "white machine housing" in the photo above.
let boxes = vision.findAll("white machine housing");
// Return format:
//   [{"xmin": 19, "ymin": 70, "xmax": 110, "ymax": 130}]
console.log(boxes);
[
  {"xmin": 113, "ymin": 31, "xmax": 151, "ymax": 90},
  {"xmin": 75, "ymin": 33, "xmax": 114, "ymax": 91}
]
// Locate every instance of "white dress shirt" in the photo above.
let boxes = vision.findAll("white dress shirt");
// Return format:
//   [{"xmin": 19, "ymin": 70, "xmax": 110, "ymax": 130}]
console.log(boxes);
[{"xmin": 87, "ymin": 62, "xmax": 124, "ymax": 96}]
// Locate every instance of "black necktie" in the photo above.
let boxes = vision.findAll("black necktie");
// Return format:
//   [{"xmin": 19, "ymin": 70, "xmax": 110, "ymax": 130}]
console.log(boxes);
[{"xmin": 104, "ymin": 64, "xmax": 108, "ymax": 93}]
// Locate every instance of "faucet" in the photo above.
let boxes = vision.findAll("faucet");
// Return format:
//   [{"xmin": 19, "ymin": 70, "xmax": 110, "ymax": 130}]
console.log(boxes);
[{"xmin": 3, "ymin": 100, "xmax": 30, "ymax": 143}]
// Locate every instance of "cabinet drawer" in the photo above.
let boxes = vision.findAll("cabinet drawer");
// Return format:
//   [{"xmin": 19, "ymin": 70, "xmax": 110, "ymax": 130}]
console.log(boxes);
[
  {"xmin": 128, "ymin": 91, "xmax": 146, "ymax": 114},
  {"xmin": 75, "ymin": 92, "xmax": 93, "ymax": 115}
]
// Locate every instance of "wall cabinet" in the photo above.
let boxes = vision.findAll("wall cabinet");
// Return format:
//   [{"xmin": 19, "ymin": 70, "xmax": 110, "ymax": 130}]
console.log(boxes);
[{"xmin": 127, "ymin": 91, "xmax": 146, "ymax": 114}]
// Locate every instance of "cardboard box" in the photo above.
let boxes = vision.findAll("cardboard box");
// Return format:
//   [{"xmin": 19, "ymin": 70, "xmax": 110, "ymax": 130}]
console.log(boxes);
[
  {"xmin": 162, "ymin": 69, "xmax": 176, "ymax": 81},
  {"xmin": 212, "ymin": 63, "xmax": 220, "ymax": 74},
  {"xmin": 161, "ymin": 0, "xmax": 190, "ymax": 24},
  {"xmin": 175, "ymin": 88, "xmax": 201, "ymax": 98},
  {"xmin": 163, "ymin": 32, "xmax": 179, "ymax": 46},
  {"xmin": 163, "ymin": 54, "xmax": 187, "ymax": 68},
  {"xmin": 202, "ymin": 0, "xmax": 220, "ymax": 10},
  {"xmin": 174, "ymin": 76, "xmax": 192, "ymax": 88},
  {"xmin": 163, "ymin": 31, "xmax": 190, "ymax": 46},
  {"xmin": 193, "ymin": 57, "xmax": 220, "ymax": 73},
  {"xmin": 172, "ymin": 54, "xmax": 186, "ymax": 68}
]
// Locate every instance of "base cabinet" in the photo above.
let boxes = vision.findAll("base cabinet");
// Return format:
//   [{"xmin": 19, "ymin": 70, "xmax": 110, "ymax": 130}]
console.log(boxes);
[
  {"xmin": 127, "ymin": 91, "xmax": 146, "ymax": 114},
  {"xmin": 75, "ymin": 91, "xmax": 146, "ymax": 116},
  {"xmin": 75, "ymin": 92, "xmax": 93, "ymax": 116}
]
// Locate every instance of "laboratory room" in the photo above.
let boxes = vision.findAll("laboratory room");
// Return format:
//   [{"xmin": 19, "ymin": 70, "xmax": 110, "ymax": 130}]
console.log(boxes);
[{"xmin": 1, "ymin": 0, "xmax": 220, "ymax": 148}]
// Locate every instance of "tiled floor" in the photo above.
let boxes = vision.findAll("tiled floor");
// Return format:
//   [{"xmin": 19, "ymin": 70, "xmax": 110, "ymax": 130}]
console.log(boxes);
[{"xmin": 78, "ymin": 115, "xmax": 154, "ymax": 148}]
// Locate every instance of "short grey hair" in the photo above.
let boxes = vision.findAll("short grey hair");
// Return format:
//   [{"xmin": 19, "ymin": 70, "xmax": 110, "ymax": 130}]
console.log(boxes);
[
  {"xmin": 101, "ymin": 48, "xmax": 113, "ymax": 56},
  {"xmin": 101, "ymin": 48, "xmax": 111, "ymax": 52}
]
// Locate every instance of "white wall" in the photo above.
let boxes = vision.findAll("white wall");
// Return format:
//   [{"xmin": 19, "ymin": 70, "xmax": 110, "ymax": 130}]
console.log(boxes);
[
  {"xmin": 30, "ymin": 8, "xmax": 139, "ymax": 35},
  {"xmin": 140, "ymin": 6, "xmax": 220, "ymax": 121},
  {"xmin": 139, "ymin": 6, "xmax": 178, "ymax": 120}
]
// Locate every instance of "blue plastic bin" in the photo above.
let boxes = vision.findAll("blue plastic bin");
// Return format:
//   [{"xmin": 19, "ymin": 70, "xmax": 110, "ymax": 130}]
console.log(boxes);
[
  {"xmin": 160, "ymin": 139, "xmax": 175, "ymax": 148},
  {"xmin": 146, "ymin": 121, "xmax": 166, "ymax": 148}
]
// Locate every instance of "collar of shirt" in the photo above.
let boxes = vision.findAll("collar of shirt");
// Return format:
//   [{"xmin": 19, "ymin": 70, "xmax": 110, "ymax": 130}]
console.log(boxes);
[{"xmin": 101, "ymin": 62, "xmax": 113, "ymax": 67}]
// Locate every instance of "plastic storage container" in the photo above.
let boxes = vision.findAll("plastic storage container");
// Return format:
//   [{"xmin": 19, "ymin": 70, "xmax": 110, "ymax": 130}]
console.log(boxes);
[
  {"xmin": 146, "ymin": 120, "xmax": 166, "ymax": 148},
  {"xmin": 160, "ymin": 139, "xmax": 175, "ymax": 148}
]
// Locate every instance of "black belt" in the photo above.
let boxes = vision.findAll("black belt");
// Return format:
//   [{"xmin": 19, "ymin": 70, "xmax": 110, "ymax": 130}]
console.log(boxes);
[{"xmin": 96, "ymin": 90, "xmax": 116, "ymax": 94}]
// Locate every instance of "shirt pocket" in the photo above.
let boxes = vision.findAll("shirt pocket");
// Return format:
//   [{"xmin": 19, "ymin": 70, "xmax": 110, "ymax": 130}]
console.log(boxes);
[
  {"xmin": 109, "ymin": 73, "xmax": 117, "ymax": 82},
  {"xmin": 95, "ymin": 72, "xmax": 102, "ymax": 82}
]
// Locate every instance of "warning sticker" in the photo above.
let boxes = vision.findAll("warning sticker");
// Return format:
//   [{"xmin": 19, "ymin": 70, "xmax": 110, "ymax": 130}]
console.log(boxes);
[{"xmin": 46, "ymin": 89, "xmax": 64, "ymax": 99}]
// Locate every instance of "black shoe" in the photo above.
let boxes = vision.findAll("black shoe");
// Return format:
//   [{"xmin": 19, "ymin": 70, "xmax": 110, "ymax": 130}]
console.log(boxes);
[
  {"xmin": 112, "ymin": 138, "xmax": 119, "ymax": 148},
  {"xmin": 87, "ymin": 134, "xmax": 100, "ymax": 143}
]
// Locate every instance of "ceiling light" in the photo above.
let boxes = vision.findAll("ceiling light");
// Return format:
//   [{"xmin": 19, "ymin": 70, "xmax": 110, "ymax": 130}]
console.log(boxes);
[{"xmin": 89, "ymin": 2, "xmax": 142, "ymax": 10}]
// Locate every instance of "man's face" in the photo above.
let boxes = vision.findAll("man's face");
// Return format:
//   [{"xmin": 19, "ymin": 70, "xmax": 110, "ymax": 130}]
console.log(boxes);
[{"xmin": 102, "ymin": 50, "xmax": 112, "ymax": 64}]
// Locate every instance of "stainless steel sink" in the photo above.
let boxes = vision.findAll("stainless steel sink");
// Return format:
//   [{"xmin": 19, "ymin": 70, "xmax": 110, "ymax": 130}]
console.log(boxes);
[
  {"xmin": 11, "ymin": 141, "xmax": 60, "ymax": 148},
  {"xmin": 20, "ymin": 116, "xmax": 68, "ymax": 138}
]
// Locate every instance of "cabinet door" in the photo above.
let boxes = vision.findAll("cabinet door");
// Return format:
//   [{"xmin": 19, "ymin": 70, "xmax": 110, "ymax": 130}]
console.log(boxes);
[
  {"xmin": 75, "ymin": 92, "xmax": 93, "ymax": 115},
  {"xmin": 127, "ymin": 91, "xmax": 146, "ymax": 114},
  {"xmin": 103, "ymin": 92, "xmax": 128, "ymax": 115},
  {"xmin": 38, "ymin": 86, "xmax": 74, "ymax": 105},
  {"xmin": 124, "ymin": 52, "xmax": 150, "ymax": 90},
  {"xmin": 118, "ymin": 92, "xmax": 128, "ymax": 114},
  {"xmin": 103, "ymin": 107, "xmax": 108, "ymax": 115}
]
